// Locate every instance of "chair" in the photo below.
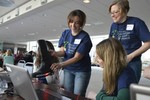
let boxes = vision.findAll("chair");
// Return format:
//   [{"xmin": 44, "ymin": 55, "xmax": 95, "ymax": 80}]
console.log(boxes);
[
  {"xmin": 17, "ymin": 60, "xmax": 26, "ymax": 68},
  {"xmin": 139, "ymin": 71, "xmax": 150, "ymax": 86},
  {"xmin": 24, "ymin": 62, "xmax": 33, "ymax": 75},
  {"xmin": 86, "ymin": 66, "xmax": 103, "ymax": 99},
  {"xmin": 130, "ymin": 83, "xmax": 150, "ymax": 100},
  {"xmin": 32, "ymin": 39, "xmax": 54, "ymax": 78}
]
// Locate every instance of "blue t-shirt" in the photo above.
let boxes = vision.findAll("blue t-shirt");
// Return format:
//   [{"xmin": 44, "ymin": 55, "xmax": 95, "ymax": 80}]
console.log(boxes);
[
  {"xmin": 58, "ymin": 29, "xmax": 92, "ymax": 72},
  {"xmin": 108, "ymin": 66, "xmax": 137, "ymax": 96},
  {"xmin": 117, "ymin": 66, "xmax": 137, "ymax": 90},
  {"xmin": 109, "ymin": 16, "xmax": 150, "ymax": 61}
]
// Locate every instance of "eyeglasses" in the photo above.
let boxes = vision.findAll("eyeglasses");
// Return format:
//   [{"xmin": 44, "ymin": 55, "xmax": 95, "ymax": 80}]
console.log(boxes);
[{"xmin": 110, "ymin": 11, "xmax": 120, "ymax": 15}]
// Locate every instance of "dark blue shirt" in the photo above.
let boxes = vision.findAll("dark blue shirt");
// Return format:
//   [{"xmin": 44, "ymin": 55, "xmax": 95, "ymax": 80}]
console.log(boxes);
[
  {"xmin": 109, "ymin": 16, "xmax": 150, "ymax": 61},
  {"xmin": 59, "ymin": 29, "xmax": 92, "ymax": 72},
  {"xmin": 116, "ymin": 66, "xmax": 137, "ymax": 93},
  {"xmin": 104, "ymin": 66, "xmax": 137, "ymax": 96}
]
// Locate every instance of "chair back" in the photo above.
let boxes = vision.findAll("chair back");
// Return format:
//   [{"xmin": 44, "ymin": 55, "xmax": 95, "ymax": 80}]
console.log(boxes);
[
  {"xmin": 24, "ymin": 62, "xmax": 33, "ymax": 75},
  {"xmin": 17, "ymin": 60, "xmax": 26, "ymax": 68}
]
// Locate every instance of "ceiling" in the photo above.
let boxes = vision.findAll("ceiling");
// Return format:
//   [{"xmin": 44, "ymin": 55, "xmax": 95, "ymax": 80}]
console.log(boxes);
[{"xmin": 0, "ymin": 0, "xmax": 150, "ymax": 44}]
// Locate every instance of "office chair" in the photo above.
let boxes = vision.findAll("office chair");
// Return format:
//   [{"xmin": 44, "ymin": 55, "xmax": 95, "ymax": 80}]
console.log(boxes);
[
  {"xmin": 17, "ymin": 60, "xmax": 26, "ymax": 68},
  {"xmin": 24, "ymin": 62, "xmax": 33, "ymax": 75},
  {"xmin": 32, "ymin": 39, "xmax": 58, "ymax": 79}
]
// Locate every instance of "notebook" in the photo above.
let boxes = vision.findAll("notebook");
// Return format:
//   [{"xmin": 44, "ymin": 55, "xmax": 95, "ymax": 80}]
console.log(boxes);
[
  {"xmin": 5, "ymin": 64, "xmax": 63, "ymax": 100},
  {"xmin": 130, "ymin": 83, "xmax": 150, "ymax": 100}
]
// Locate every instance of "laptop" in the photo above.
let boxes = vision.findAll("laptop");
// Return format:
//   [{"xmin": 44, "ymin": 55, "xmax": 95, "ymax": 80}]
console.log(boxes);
[
  {"xmin": 5, "ymin": 64, "xmax": 64, "ymax": 100},
  {"xmin": 130, "ymin": 83, "xmax": 150, "ymax": 100}
]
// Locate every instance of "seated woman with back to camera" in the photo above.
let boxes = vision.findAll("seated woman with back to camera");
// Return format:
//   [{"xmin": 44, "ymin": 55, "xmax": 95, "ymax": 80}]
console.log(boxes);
[{"xmin": 95, "ymin": 38, "xmax": 137, "ymax": 100}]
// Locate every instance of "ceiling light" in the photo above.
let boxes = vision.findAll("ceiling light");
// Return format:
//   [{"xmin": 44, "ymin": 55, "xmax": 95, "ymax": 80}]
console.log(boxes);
[
  {"xmin": 5, "ymin": 27, "xmax": 9, "ymax": 29},
  {"xmin": 93, "ymin": 22, "xmax": 104, "ymax": 25},
  {"xmin": 85, "ymin": 23, "xmax": 91, "ymax": 26},
  {"xmin": 83, "ymin": 0, "xmax": 90, "ymax": 3},
  {"xmin": 42, "ymin": 14, "xmax": 47, "ymax": 17},
  {"xmin": 28, "ymin": 33, "xmax": 35, "ymax": 35},
  {"xmin": 21, "ymin": 22, "xmax": 24, "ymax": 24},
  {"xmin": 53, "ymin": 29, "xmax": 56, "ymax": 31}
]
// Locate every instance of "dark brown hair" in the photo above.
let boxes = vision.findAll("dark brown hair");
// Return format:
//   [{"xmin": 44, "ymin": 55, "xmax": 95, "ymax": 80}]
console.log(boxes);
[{"xmin": 67, "ymin": 9, "xmax": 86, "ymax": 28}]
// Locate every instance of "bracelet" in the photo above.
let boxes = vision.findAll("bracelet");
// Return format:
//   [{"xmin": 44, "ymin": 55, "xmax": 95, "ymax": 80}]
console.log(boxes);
[{"xmin": 59, "ymin": 62, "xmax": 64, "ymax": 67}]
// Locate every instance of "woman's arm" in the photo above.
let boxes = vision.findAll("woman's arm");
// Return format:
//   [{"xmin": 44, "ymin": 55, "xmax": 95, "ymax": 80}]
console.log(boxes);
[
  {"xmin": 61, "ymin": 52, "xmax": 83, "ymax": 67},
  {"xmin": 127, "ymin": 41, "xmax": 150, "ymax": 62},
  {"xmin": 96, "ymin": 88, "xmax": 130, "ymax": 100},
  {"xmin": 51, "ymin": 47, "xmax": 65, "ymax": 57},
  {"xmin": 51, "ymin": 52, "xmax": 83, "ymax": 71}
]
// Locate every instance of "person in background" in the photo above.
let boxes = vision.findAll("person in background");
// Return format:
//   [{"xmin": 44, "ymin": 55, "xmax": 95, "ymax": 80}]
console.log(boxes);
[
  {"xmin": 96, "ymin": 38, "xmax": 137, "ymax": 100},
  {"xmin": 14, "ymin": 50, "xmax": 23, "ymax": 65},
  {"xmin": 0, "ymin": 49, "xmax": 3, "ymax": 67},
  {"xmin": 109, "ymin": 0, "xmax": 150, "ymax": 82},
  {"xmin": 50, "ymin": 9, "xmax": 92, "ymax": 96},
  {"xmin": 34, "ymin": 41, "xmax": 59, "ymax": 85},
  {"xmin": 22, "ymin": 51, "xmax": 33, "ymax": 63},
  {"xmin": 3, "ymin": 49, "xmax": 14, "ymax": 65}
]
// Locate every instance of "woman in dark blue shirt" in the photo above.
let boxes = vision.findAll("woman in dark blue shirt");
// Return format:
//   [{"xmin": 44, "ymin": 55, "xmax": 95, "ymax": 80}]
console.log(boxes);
[
  {"xmin": 109, "ymin": 0, "xmax": 150, "ymax": 82},
  {"xmin": 51, "ymin": 9, "xmax": 92, "ymax": 96}
]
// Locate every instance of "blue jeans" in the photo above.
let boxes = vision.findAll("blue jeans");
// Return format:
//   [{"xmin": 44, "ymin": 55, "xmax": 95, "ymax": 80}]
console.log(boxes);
[
  {"xmin": 63, "ymin": 69, "xmax": 91, "ymax": 96},
  {"xmin": 128, "ymin": 60, "xmax": 142, "ymax": 82}
]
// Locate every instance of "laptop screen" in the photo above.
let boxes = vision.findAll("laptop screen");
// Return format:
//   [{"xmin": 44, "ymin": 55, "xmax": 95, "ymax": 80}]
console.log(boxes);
[
  {"xmin": 130, "ymin": 83, "xmax": 150, "ymax": 100},
  {"xmin": 6, "ymin": 64, "xmax": 39, "ymax": 100}
]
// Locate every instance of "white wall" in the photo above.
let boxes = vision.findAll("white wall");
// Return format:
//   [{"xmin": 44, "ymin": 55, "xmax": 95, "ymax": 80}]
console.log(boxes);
[{"xmin": 26, "ymin": 35, "xmax": 150, "ymax": 67}]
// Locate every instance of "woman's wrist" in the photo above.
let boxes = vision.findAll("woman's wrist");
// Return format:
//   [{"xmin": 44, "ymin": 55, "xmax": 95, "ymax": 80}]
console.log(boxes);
[{"xmin": 59, "ymin": 62, "xmax": 64, "ymax": 68}]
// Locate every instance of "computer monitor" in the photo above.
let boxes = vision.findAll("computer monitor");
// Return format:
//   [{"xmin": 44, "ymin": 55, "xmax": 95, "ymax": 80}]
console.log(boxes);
[{"xmin": 130, "ymin": 83, "xmax": 150, "ymax": 100}]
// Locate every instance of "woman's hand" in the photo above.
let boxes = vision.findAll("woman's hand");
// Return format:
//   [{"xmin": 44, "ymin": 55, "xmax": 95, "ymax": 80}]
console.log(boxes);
[
  {"xmin": 49, "ymin": 49, "xmax": 56, "ymax": 56},
  {"xmin": 51, "ymin": 63, "xmax": 63, "ymax": 72},
  {"xmin": 143, "ymin": 66, "xmax": 150, "ymax": 79},
  {"xmin": 127, "ymin": 54, "xmax": 134, "ymax": 63}
]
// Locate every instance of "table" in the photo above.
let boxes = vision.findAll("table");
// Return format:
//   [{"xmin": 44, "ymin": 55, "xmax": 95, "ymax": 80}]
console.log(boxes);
[
  {"xmin": 33, "ymin": 82, "xmax": 91, "ymax": 100},
  {"xmin": 0, "ymin": 82, "xmax": 92, "ymax": 100}
]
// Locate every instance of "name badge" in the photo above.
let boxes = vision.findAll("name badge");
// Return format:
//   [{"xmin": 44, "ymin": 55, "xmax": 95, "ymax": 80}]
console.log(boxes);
[
  {"xmin": 126, "ymin": 24, "xmax": 134, "ymax": 30},
  {"xmin": 74, "ymin": 39, "xmax": 81, "ymax": 44}
]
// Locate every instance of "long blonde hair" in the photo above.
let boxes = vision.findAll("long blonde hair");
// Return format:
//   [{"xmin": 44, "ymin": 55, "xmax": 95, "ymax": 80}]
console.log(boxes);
[{"xmin": 96, "ymin": 38, "xmax": 127, "ymax": 95}]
